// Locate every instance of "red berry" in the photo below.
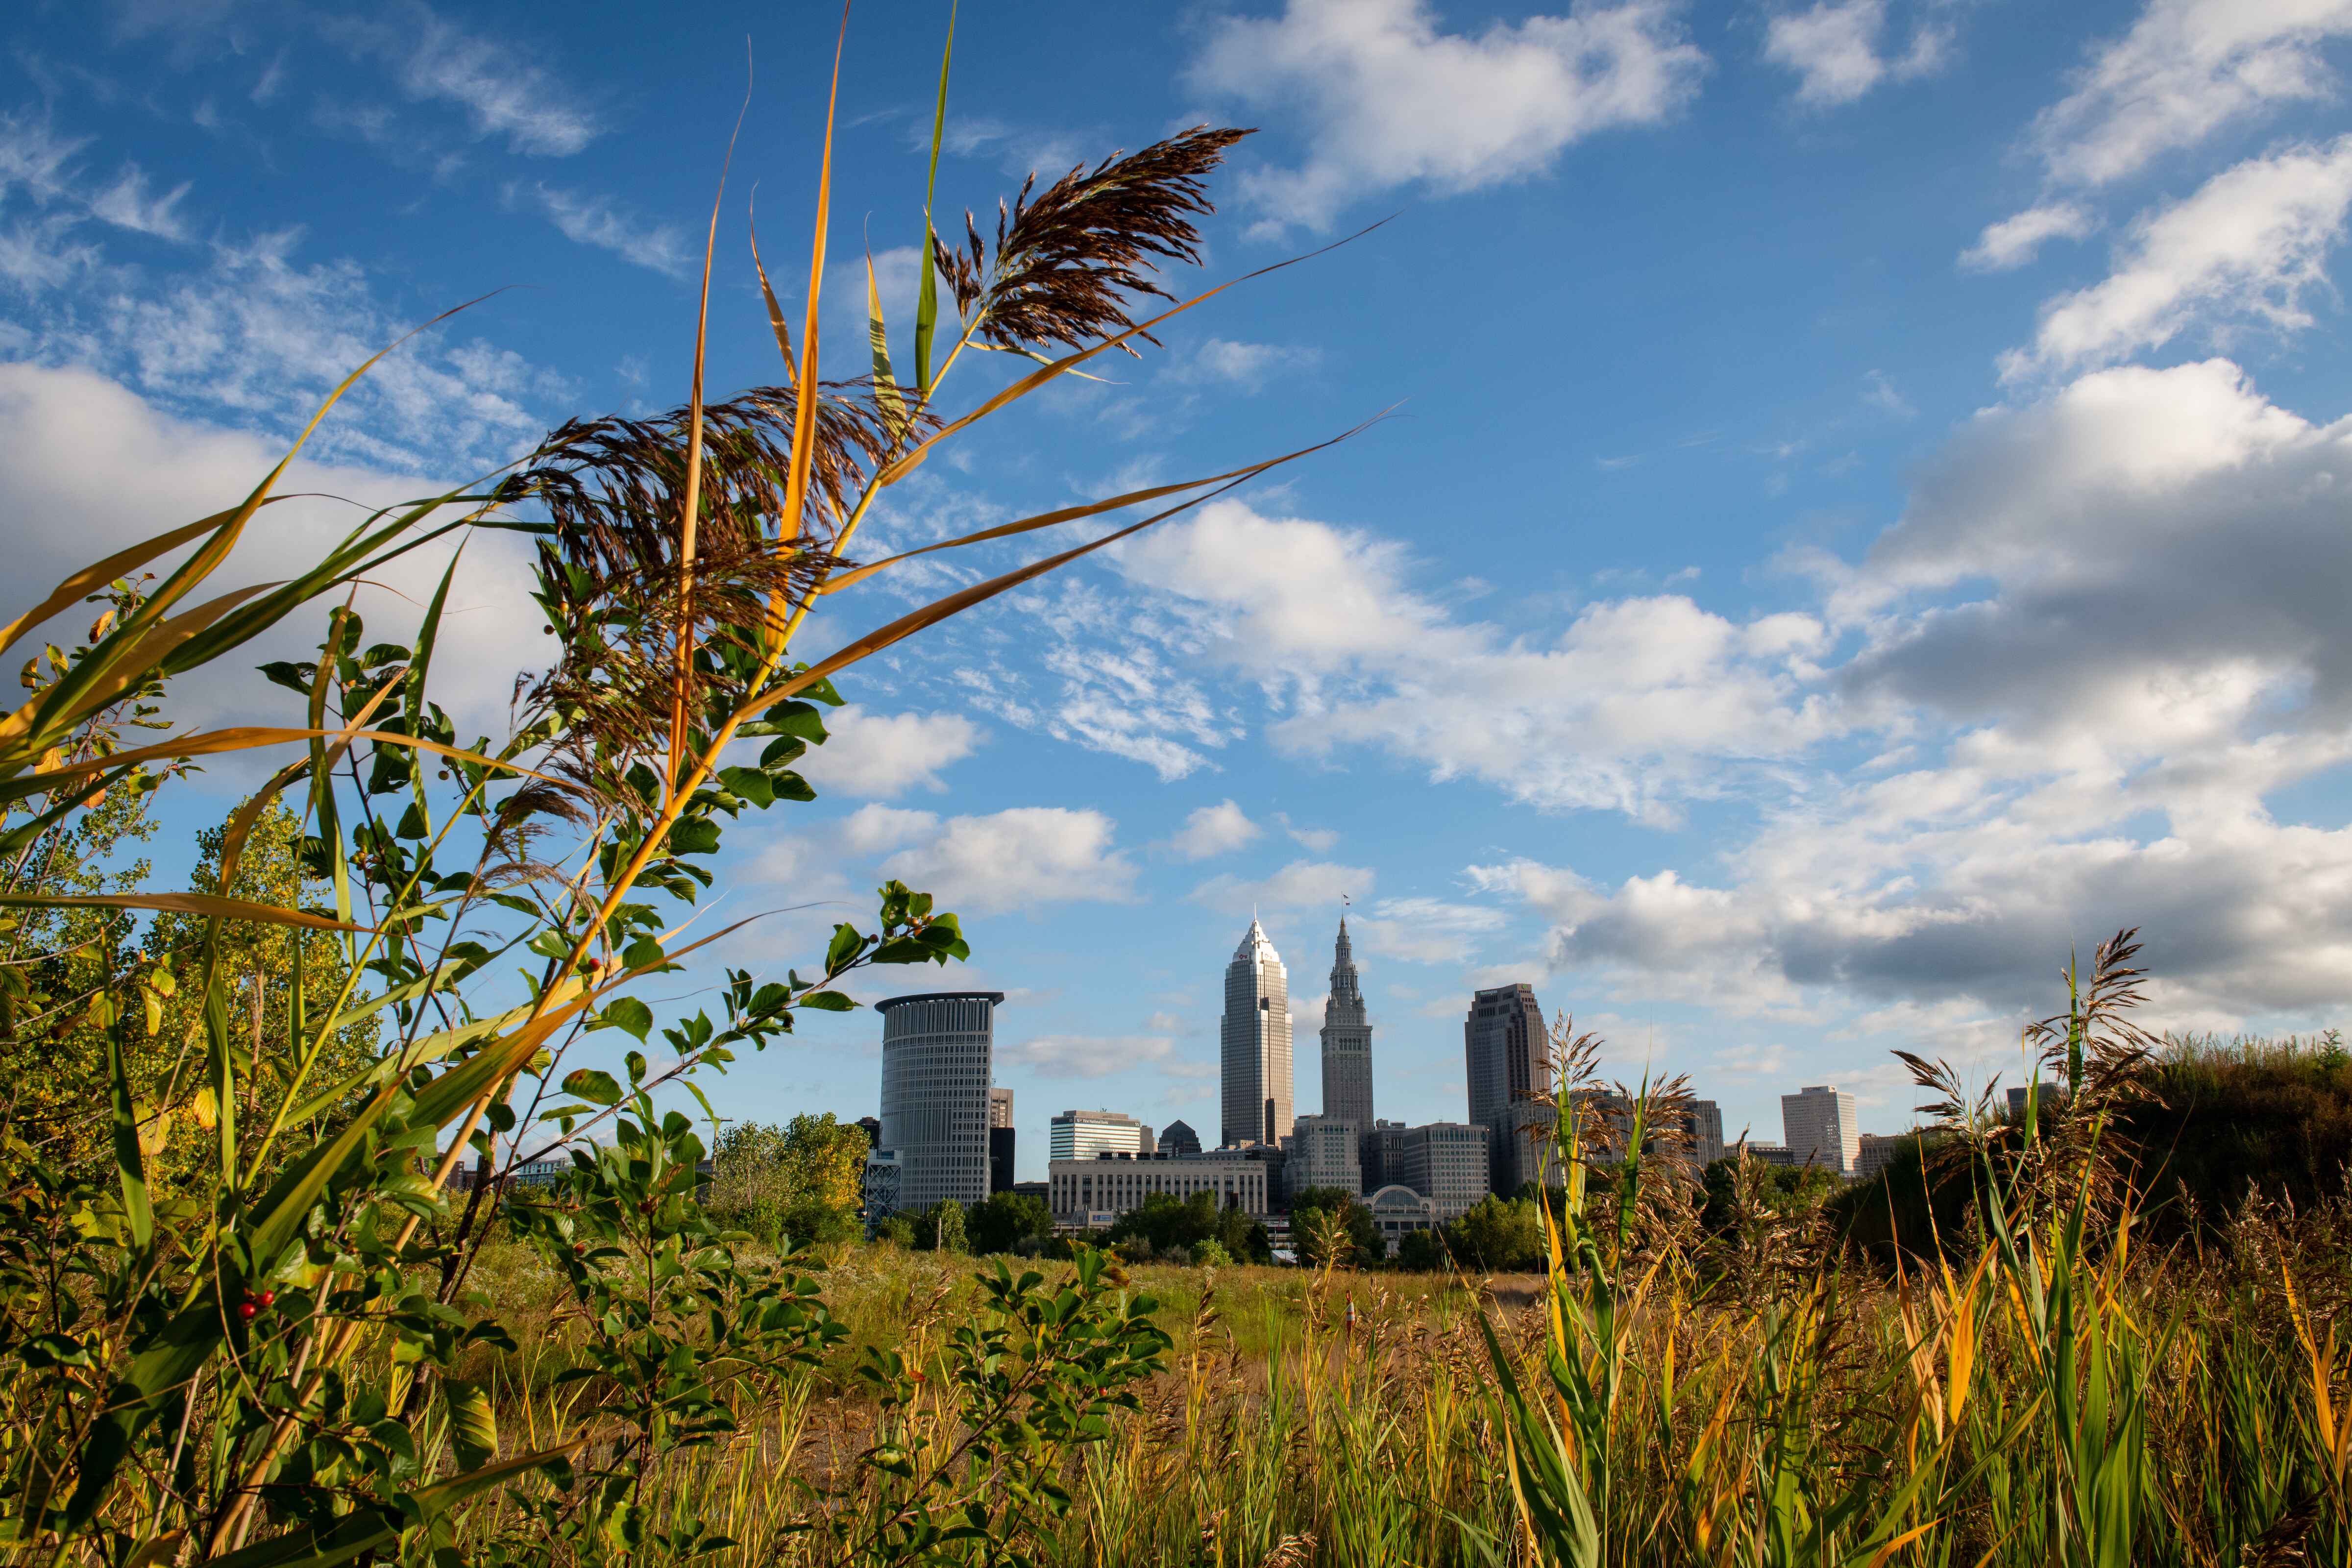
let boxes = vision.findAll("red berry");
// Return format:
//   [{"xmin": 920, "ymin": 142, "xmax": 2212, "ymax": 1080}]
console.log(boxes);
[
  {"xmin": 571, "ymin": 1241, "xmax": 587, "ymax": 1256},
  {"xmin": 257, "ymin": 1290, "xmax": 276, "ymax": 1308},
  {"xmin": 238, "ymin": 1300, "xmax": 258, "ymax": 1321}
]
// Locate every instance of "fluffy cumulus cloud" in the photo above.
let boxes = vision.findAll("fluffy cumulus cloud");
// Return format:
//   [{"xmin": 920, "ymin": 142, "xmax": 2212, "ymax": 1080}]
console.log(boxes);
[
  {"xmin": 2003, "ymin": 138, "xmax": 2352, "ymax": 378},
  {"xmin": 796, "ymin": 707, "xmax": 982, "ymax": 799},
  {"xmin": 1163, "ymin": 799, "xmax": 1262, "ymax": 860},
  {"xmin": 0, "ymin": 361, "xmax": 544, "ymax": 738},
  {"xmin": 1472, "ymin": 356, "xmax": 2352, "ymax": 1039},
  {"xmin": 858, "ymin": 805, "xmax": 1138, "ymax": 914},
  {"xmin": 1117, "ymin": 500, "xmax": 1835, "ymax": 823},
  {"xmin": 1763, "ymin": 0, "xmax": 1950, "ymax": 109},
  {"xmin": 2028, "ymin": 0, "xmax": 2352, "ymax": 191},
  {"xmin": 1187, "ymin": 0, "xmax": 1706, "ymax": 233},
  {"xmin": 1969, "ymin": 1, "xmax": 2352, "ymax": 275}
]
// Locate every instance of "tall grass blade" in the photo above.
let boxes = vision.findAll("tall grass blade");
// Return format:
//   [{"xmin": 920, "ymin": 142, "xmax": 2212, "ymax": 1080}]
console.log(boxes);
[{"xmin": 914, "ymin": 0, "xmax": 955, "ymax": 394}]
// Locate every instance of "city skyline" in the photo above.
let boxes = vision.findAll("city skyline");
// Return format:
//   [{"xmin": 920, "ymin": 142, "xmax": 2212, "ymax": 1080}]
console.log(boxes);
[{"xmin": 962, "ymin": 908, "xmax": 1913, "ymax": 1184}]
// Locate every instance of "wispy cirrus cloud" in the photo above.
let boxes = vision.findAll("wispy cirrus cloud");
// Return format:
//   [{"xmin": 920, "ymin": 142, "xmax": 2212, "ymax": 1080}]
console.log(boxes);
[{"xmin": 523, "ymin": 184, "xmax": 692, "ymax": 277}]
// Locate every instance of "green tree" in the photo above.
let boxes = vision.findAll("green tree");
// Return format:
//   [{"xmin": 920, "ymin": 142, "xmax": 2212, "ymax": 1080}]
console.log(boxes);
[
  {"xmin": 710, "ymin": 1113, "xmax": 869, "ymax": 1246},
  {"xmin": 1697, "ymin": 1155, "xmax": 1840, "ymax": 1240},
  {"xmin": 966, "ymin": 1189, "xmax": 1053, "ymax": 1255},
  {"xmin": 915, "ymin": 1198, "xmax": 967, "ymax": 1253},
  {"xmin": 1446, "ymin": 1194, "xmax": 1544, "ymax": 1273},
  {"xmin": 1288, "ymin": 1185, "xmax": 1385, "ymax": 1266},
  {"xmin": 1394, "ymin": 1226, "xmax": 1451, "ymax": 1272}
]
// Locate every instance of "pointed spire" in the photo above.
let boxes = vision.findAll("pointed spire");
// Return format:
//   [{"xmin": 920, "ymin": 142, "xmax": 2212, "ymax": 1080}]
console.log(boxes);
[{"xmin": 1234, "ymin": 916, "xmax": 1278, "ymax": 963}]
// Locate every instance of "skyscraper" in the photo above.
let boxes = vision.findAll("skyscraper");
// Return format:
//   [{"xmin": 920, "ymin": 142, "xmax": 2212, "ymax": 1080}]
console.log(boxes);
[
  {"xmin": 1318, "ymin": 916, "xmax": 1374, "ymax": 1135},
  {"xmin": 1465, "ymin": 982, "xmax": 1551, "ymax": 1195},
  {"xmin": 1158, "ymin": 1119, "xmax": 1202, "ymax": 1157},
  {"xmin": 1221, "ymin": 918, "xmax": 1293, "ymax": 1149},
  {"xmin": 988, "ymin": 1086, "xmax": 1015, "ymax": 1129},
  {"xmin": 877, "ymin": 991, "xmax": 1003, "ymax": 1213},
  {"xmin": 1782, "ymin": 1085, "xmax": 1860, "ymax": 1176},
  {"xmin": 1689, "ymin": 1099, "xmax": 1725, "ymax": 1167}
]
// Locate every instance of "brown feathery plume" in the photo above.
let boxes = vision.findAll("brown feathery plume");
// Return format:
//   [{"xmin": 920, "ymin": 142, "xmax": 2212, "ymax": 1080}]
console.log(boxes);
[
  {"xmin": 2025, "ymin": 926, "xmax": 2163, "ymax": 1116},
  {"xmin": 502, "ymin": 382, "xmax": 902, "ymax": 566},
  {"xmin": 494, "ymin": 384, "xmax": 917, "ymax": 781},
  {"xmin": 933, "ymin": 125, "xmax": 1254, "ymax": 358}
]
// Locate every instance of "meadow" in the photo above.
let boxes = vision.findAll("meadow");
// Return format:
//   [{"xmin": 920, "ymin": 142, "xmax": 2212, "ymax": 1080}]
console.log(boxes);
[{"xmin": 404, "ymin": 1063, "xmax": 2352, "ymax": 1568}]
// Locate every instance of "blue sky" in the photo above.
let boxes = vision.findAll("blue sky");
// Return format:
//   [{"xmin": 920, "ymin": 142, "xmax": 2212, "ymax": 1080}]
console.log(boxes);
[{"xmin": 9, "ymin": 0, "xmax": 2352, "ymax": 1176}]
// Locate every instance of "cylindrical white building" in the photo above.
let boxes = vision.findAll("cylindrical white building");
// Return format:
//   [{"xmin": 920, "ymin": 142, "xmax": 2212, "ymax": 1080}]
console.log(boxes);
[{"xmin": 877, "ymin": 991, "xmax": 1003, "ymax": 1214}]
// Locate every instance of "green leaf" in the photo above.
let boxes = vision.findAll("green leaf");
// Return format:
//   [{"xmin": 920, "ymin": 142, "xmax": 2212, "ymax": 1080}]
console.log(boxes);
[
  {"xmin": 825, "ymin": 924, "xmax": 864, "ymax": 973},
  {"xmin": 106, "ymin": 1026, "xmax": 151, "ymax": 1252},
  {"xmin": 914, "ymin": 0, "xmax": 956, "ymax": 393},
  {"xmin": 445, "ymin": 1380, "xmax": 497, "ymax": 1471},
  {"xmin": 718, "ymin": 765, "xmax": 773, "ymax": 808},
  {"xmin": 867, "ymin": 250, "xmax": 906, "ymax": 433},
  {"xmin": 667, "ymin": 817, "xmax": 721, "ymax": 857},
  {"xmin": 600, "ymin": 998, "xmax": 653, "ymax": 1041},
  {"xmin": 206, "ymin": 1445, "xmax": 579, "ymax": 1568},
  {"xmin": 561, "ymin": 1068, "xmax": 623, "ymax": 1105},
  {"xmin": 799, "ymin": 990, "xmax": 855, "ymax": 1012},
  {"xmin": 767, "ymin": 702, "xmax": 829, "ymax": 745}
]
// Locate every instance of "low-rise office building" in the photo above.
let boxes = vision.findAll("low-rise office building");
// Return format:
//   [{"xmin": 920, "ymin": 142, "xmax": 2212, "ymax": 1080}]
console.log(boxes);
[
  {"xmin": 1394, "ymin": 1121, "xmax": 1490, "ymax": 1220},
  {"xmin": 1049, "ymin": 1108, "xmax": 1155, "ymax": 1162},
  {"xmin": 1287, "ymin": 1112, "xmax": 1362, "ymax": 1196},
  {"xmin": 1048, "ymin": 1148, "xmax": 1275, "ymax": 1225},
  {"xmin": 1365, "ymin": 1183, "xmax": 1440, "ymax": 1241}
]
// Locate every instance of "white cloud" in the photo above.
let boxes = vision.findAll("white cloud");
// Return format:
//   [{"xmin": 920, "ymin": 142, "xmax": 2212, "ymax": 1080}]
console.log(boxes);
[
  {"xmin": 11, "ymin": 220, "xmax": 561, "ymax": 470},
  {"xmin": 1466, "ymin": 356, "xmax": 2352, "ymax": 1035},
  {"xmin": 1763, "ymin": 0, "xmax": 1949, "ymax": 109},
  {"xmin": 796, "ymin": 707, "xmax": 981, "ymax": 799},
  {"xmin": 879, "ymin": 806, "xmax": 1136, "ymax": 914},
  {"xmin": 1164, "ymin": 799, "xmax": 1262, "ymax": 860},
  {"xmin": 839, "ymin": 803, "xmax": 943, "ymax": 854},
  {"xmin": 2002, "ymin": 138, "xmax": 2352, "ymax": 379},
  {"xmin": 1862, "ymin": 368, "xmax": 1914, "ymax": 417},
  {"xmin": 0, "ymin": 110, "xmax": 89, "ymax": 206},
  {"xmin": 87, "ymin": 165, "xmax": 194, "ymax": 241},
  {"xmin": 2030, "ymin": 0, "xmax": 2352, "ymax": 190},
  {"xmin": 387, "ymin": 7, "xmax": 600, "ymax": 156},
  {"xmin": 1188, "ymin": 0, "xmax": 1706, "ymax": 233},
  {"xmin": 1960, "ymin": 202, "xmax": 2094, "ymax": 272},
  {"xmin": 1120, "ymin": 500, "xmax": 1836, "ymax": 822},
  {"xmin": 1163, "ymin": 338, "xmax": 1321, "ymax": 391},
  {"xmin": 528, "ymin": 186, "xmax": 691, "ymax": 277},
  {"xmin": 1001, "ymin": 1033, "xmax": 1177, "ymax": 1078},
  {"xmin": 1189, "ymin": 858, "xmax": 1372, "ymax": 914},
  {"xmin": 1276, "ymin": 812, "xmax": 1339, "ymax": 852},
  {"xmin": 0, "ymin": 361, "xmax": 543, "ymax": 738},
  {"xmin": 1354, "ymin": 896, "xmax": 1506, "ymax": 964}
]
